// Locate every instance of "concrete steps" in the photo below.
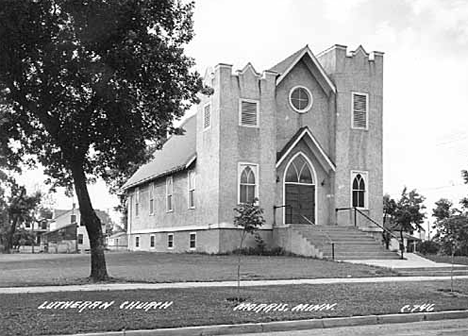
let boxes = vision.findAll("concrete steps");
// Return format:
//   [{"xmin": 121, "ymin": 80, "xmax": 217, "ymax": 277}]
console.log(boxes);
[{"xmin": 290, "ymin": 224, "xmax": 400, "ymax": 260}]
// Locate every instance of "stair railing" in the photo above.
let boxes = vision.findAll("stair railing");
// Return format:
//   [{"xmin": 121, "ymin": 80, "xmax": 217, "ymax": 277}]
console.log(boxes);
[
  {"xmin": 335, "ymin": 207, "xmax": 403, "ymax": 257},
  {"xmin": 301, "ymin": 214, "xmax": 335, "ymax": 260}
]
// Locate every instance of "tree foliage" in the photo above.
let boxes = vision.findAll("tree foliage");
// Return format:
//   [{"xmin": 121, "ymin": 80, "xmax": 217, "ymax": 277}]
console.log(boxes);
[
  {"xmin": 0, "ymin": 0, "xmax": 202, "ymax": 279},
  {"xmin": 383, "ymin": 188, "xmax": 426, "ymax": 258},
  {"xmin": 432, "ymin": 198, "xmax": 468, "ymax": 256},
  {"xmin": 432, "ymin": 198, "xmax": 455, "ymax": 223},
  {"xmin": 0, "ymin": 172, "xmax": 42, "ymax": 253},
  {"xmin": 393, "ymin": 188, "xmax": 426, "ymax": 233},
  {"xmin": 233, "ymin": 199, "xmax": 265, "ymax": 300}
]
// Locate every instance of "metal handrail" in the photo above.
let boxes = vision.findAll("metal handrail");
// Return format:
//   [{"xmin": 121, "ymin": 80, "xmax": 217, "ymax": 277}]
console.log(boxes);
[
  {"xmin": 335, "ymin": 207, "xmax": 402, "ymax": 247},
  {"xmin": 301, "ymin": 214, "xmax": 335, "ymax": 260},
  {"xmin": 354, "ymin": 208, "xmax": 401, "ymax": 242}
]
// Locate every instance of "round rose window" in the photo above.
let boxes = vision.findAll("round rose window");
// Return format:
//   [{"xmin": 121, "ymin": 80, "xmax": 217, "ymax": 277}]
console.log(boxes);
[{"xmin": 289, "ymin": 86, "xmax": 313, "ymax": 113}]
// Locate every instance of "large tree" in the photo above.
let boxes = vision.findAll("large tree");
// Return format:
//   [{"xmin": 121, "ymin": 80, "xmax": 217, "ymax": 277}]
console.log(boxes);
[
  {"xmin": 391, "ymin": 188, "xmax": 426, "ymax": 258},
  {"xmin": 0, "ymin": 0, "xmax": 202, "ymax": 280}
]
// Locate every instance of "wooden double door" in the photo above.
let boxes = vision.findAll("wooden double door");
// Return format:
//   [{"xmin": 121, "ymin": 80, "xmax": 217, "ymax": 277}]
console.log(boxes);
[{"xmin": 285, "ymin": 183, "xmax": 315, "ymax": 224}]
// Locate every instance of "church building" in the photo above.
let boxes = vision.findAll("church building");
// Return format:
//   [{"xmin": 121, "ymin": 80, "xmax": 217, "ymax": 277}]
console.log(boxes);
[{"xmin": 121, "ymin": 44, "xmax": 395, "ymax": 259}]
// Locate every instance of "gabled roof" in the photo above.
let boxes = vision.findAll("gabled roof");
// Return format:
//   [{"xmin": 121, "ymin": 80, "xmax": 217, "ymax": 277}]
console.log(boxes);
[
  {"xmin": 122, "ymin": 115, "xmax": 197, "ymax": 190},
  {"xmin": 108, "ymin": 231, "xmax": 127, "ymax": 239},
  {"xmin": 43, "ymin": 223, "xmax": 77, "ymax": 235},
  {"xmin": 276, "ymin": 127, "xmax": 335, "ymax": 172},
  {"xmin": 269, "ymin": 45, "xmax": 336, "ymax": 95}
]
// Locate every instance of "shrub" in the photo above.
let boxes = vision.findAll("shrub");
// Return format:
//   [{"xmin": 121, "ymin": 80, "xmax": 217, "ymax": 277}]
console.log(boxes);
[{"xmin": 417, "ymin": 240, "xmax": 440, "ymax": 255}]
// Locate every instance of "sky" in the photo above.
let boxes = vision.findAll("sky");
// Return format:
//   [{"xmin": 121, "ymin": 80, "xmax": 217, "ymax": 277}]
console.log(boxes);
[{"xmin": 19, "ymin": 0, "xmax": 468, "ymax": 224}]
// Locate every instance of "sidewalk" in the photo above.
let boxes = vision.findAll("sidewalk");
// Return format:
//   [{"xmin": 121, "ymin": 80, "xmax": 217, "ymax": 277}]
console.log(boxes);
[
  {"xmin": 342, "ymin": 253, "xmax": 467, "ymax": 269},
  {"xmin": 2, "ymin": 274, "xmax": 468, "ymax": 294}
]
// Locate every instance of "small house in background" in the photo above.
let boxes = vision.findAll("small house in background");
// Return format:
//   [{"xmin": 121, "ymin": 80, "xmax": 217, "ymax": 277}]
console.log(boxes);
[
  {"xmin": 42, "ymin": 204, "xmax": 114, "ymax": 253},
  {"xmin": 42, "ymin": 223, "xmax": 77, "ymax": 253},
  {"xmin": 106, "ymin": 231, "xmax": 128, "ymax": 251},
  {"xmin": 384, "ymin": 221, "xmax": 426, "ymax": 253}
]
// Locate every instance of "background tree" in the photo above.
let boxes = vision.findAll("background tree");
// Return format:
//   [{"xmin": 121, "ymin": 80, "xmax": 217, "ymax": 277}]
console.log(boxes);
[
  {"xmin": 392, "ymin": 188, "xmax": 426, "ymax": 259},
  {"xmin": 233, "ymin": 199, "xmax": 265, "ymax": 301},
  {"xmin": 382, "ymin": 194, "xmax": 397, "ymax": 249},
  {"xmin": 434, "ymin": 214, "xmax": 468, "ymax": 293},
  {"xmin": 0, "ymin": 0, "xmax": 202, "ymax": 280},
  {"xmin": 0, "ymin": 173, "xmax": 42, "ymax": 253},
  {"xmin": 432, "ymin": 198, "xmax": 468, "ymax": 257},
  {"xmin": 433, "ymin": 198, "xmax": 455, "ymax": 222}
]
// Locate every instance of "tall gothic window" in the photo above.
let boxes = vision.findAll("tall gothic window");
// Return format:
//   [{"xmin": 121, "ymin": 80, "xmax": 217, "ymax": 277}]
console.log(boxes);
[
  {"xmin": 352, "ymin": 172, "xmax": 367, "ymax": 208},
  {"xmin": 239, "ymin": 164, "xmax": 258, "ymax": 204}
]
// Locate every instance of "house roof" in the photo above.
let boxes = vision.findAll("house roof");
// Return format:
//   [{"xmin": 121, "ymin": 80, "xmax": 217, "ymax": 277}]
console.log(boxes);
[
  {"xmin": 52, "ymin": 208, "xmax": 111, "ymax": 226},
  {"xmin": 43, "ymin": 223, "xmax": 77, "ymax": 236},
  {"xmin": 121, "ymin": 115, "xmax": 197, "ymax": 190},
  {"xmin": 269, "ymin": 45, "xmax": 336, "ymax": 95},
  {"xmin": 108, "ymin": 232, "xmax": 127, "ymax": 239},
  {"xmin": 276, "ymin": 126, "xmax": 336, "ymax": 172},
  {"xmin": 53, "ymin": 209, "xmax": 69, "ymax": 219}
]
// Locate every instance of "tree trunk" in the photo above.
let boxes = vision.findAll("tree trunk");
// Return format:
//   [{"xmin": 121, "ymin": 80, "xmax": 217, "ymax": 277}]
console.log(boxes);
[
  {"xmin": 237, "ymin": 230, "xmax": 246, "ymax": 301},
  {"xmin": 3, "ymin": 214, "xmax": 20, "ymax": 254},
  {"xmin": 450, "ymin": 242, "xmax": 454, "ymax": 293},
  {"xmin": 71, "ymin": 162, "xmax": 109, "ymax": 281},
  {"xmin": 400, "ymin": 229, "xmax": 404, "ymax": 259}
]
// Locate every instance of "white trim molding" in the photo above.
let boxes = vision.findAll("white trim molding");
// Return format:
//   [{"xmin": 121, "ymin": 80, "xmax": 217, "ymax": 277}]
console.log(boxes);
[
  {"xmin": 238, "ymin": 98, "xmax": 260, "ymax": 127},
  {"xmin": 166, "ymin": 176, "xmax": 173, "ymax": 213},
  {"xmin": 237, "ymin": 162, "xmax": 259, "ymax": 204},
  {"xmin": 187, "ymin": 170, "xmax": 196, "ymax": 209},
  {"xmin": 350, "ymin": 170, "xmax": 369, "ymax": 209},
  {"xmin": 282, "ymin": 151, "xmax": 318, "ymax": 225},
  {"xmin": 189, "ymin": 232, "xmax": 196, "ymax": 250},
  {"xmin": 203, "ymin": 102, "xmax": 211, "ymax": 131},
  {"xmin": 167, "ymin": 233, "xmax": 174, "ymax": 249},
  {"xmin": 277, "ymin": 46, "xmax": 336, "ymax": 94},
  {"xmin": 276, "ymin": 128, "xmax": 335, "ymax": 172},
  {"xmin": 351, "ymin": 92, "xmax": 369, "ymax": 130},
  {"xmin": 289, "ymin": 86, "xmax": 313, "ymax": 113}
]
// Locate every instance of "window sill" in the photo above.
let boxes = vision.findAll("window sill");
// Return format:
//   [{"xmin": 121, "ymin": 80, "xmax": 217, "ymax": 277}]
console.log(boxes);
[
  {"xmin": 351, "ymin": 127, "xmax": 369, "ymax": 131},
  {"xmin": 239, "ymin": 124, "xmax": 259, "ymax": 128}
]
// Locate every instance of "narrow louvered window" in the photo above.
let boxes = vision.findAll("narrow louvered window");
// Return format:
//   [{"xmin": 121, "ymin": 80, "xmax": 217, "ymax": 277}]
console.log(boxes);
[
  {"xmin": 240, "ymin": 100, "xmax": 258, "ymax": 126},
  {"xmin": 203, "ymin": 104, "xmax": 211, "ymax": 130},
  {"xmin": 352, "ymin": 93, "xmax": 368, "ymax": 129}
]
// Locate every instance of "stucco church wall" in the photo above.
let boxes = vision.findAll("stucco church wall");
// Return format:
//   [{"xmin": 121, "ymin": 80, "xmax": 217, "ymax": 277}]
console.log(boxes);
[
  {"xmin": 318, "ymin": 46, "xmax": 384, "ymax": 228},
  {"xmin": 128, "ymin": 169, "xmax": 201, "ymax": 234},
  {"xmin": 215, "ymin": 65, "xmax": 277, "ymax": 229},
  {"xmin": 195, "ymin": 67, "xmax": 222, "ymax": 228},
  {"xmin": 275, "ymin": 60, "xmax": 331, "ymax": 156},
  {"xmin": 128, "ymin": 229, "xmax": 220, "ymax": 253}
]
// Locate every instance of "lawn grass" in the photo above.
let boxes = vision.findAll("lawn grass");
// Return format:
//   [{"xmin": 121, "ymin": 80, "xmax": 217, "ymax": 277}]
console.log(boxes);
[
  {"xmin": 0, "ymin": 251, "xmax": 396, "ymax": 287},
  {"xmin": 1, "ymin": 280, "xmax": 467, "ymax": 336},
  {"xmin": 421, "ymin": 254, "xmax": 468, "ymax": 266}
]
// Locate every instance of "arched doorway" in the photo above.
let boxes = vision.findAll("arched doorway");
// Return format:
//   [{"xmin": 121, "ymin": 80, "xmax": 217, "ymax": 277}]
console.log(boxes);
[{"xmin": 284, "ymin": 152, "xmax": 316, "ymax": 224}]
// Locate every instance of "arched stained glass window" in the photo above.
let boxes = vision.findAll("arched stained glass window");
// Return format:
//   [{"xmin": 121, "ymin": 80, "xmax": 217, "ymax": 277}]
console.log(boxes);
[
  {"xmin": 239, "ymin": 165, "xmax": 257, "ymax": 204},
  {"xmin": 352, "ymin": 173, "xmax": 366, "ymax": 208},
  {"xmin": 285, "ymin": 154, "xmax": 314, "ymax": 184}
]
